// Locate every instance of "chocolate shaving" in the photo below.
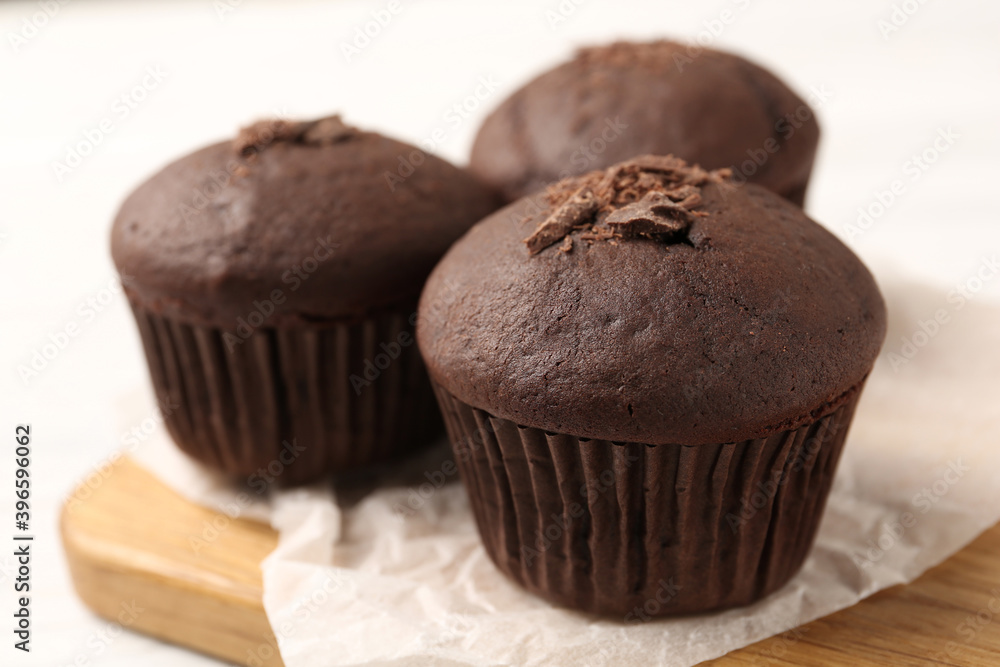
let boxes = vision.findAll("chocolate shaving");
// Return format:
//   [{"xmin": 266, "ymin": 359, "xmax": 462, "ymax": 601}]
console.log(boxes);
[
  {"xmin": 590, "ymin": 166, "xmax": 621, "ymax": 203},
  {"xmin": 234, "ymin": 115, "xmax": 358, "ymax": 156},
  {"xmin": 300, "ymin": 116, "xmax": 357, "ymax": 145},
  {"xmin": 626, "ymin": 155, "xmax": 724, "ymax": 187},
  {"xmin": 663, "ymin": 184, "xmax": 700, "ymax": 205},
  {"xmin": 524, "ymin": 155, "xmax": 729, "ymax": 254},
  {"xmin": 524, "ymin": 187, "xmax": 599, "ymax": 255},
  {"xmin": 234, "ymin": 119, "xmax": 302, "ymax": 156},
  {"xmin": 604, "ymin": 190, "xmax": 694, "ymax": 238},
  {"xmin": 559, "ymin": 236, "xmax": 574, "ymax": 253},
  {"xmin": 634, "ymin": 171, "xmax": 663, "ymax": 191},
  {"xmin": 579, "ymin": 226, "xmax": 618, "ymax": 243},
  {"xmin": 628, "ymin": 154, "xmax": 690, "ymax": 174}
]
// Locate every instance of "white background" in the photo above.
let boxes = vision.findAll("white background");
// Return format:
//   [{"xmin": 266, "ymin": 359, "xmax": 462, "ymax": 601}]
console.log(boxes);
[{"xmin": 1, "ymin": 0, "xmax": 998, "ymax": 665}]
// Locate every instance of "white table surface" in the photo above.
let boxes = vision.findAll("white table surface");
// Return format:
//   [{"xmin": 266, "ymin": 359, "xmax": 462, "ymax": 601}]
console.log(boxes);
[{"xmin": 1, "ymin": 0, "xmax": 998, "ymax": 665}]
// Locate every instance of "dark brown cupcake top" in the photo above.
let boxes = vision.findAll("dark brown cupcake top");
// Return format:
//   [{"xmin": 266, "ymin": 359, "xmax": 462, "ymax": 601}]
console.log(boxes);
[
  {"xmin": 470, "ymin": 40, "xmax": 820, "ymax": 203},
  {"xmin": 111, "ymin": 115, "xmax": 500, "ymax": 326},
  {"xmin": 417, "ymin": 156, "xmax": 886, "ymax": 446}
]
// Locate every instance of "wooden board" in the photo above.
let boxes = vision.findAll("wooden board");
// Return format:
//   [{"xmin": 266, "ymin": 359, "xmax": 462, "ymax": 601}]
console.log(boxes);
[
  {"xmin": 61, "ymin": 456, "xmax": 1000, "ymax": 666},
  {"xmin": 61, "ymin": 456, "xmax": 282, "ymax": 666}
]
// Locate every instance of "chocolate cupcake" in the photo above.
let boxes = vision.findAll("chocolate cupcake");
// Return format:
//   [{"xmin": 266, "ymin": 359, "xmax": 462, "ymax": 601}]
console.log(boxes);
[
  {"xmin": 112, "ymin": 116, "xmax": 500, "ymax": 485},
  {"xmin": 417, "ymin": 155, "xmax": 885, "ymax": 616},
  {"xmin": 471, "ymin": 40, "xmax": 820, "ymax": 206}
]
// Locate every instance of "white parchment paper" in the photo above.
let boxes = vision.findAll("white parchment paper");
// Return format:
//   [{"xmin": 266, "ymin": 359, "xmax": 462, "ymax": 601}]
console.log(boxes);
[{"xmin": 130, "ymin": 273, "xmax": 1000, "ymax": 667}]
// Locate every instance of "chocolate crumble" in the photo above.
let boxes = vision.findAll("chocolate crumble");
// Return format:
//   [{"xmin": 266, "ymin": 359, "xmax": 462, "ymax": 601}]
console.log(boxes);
[
  {"xmin": 234, "ymin": 115, "xmax": 358, "ymax": 157},
  {"xmin": 523, "ymin": 155, "xmax": 730, "ymax": 254},
  {"xmin": 524, "ymin": 187, "xmax": 598, "ymax": 255}
]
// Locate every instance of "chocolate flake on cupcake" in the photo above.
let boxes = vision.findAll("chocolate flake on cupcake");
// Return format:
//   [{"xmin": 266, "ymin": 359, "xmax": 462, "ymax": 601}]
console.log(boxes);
[
  {"xmin": 523, "ymin": 154, "xmax": 727, "ymax": 253},
  {"xmin": 112, "ymin": 115, "xmax": 501, "ymax": 485},
  {"xmin": 417, "ymin": 155, "xmax": 885, "ymax": 616}
]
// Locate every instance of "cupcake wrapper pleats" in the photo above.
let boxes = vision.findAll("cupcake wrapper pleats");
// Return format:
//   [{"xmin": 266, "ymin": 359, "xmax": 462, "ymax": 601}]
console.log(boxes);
[
  {"xmin": 432, "ymin": 381, "xmax": 862, "ymax": 617},
  {"xmin": 132, "ymin": 303, "xmax": 440, "ymax": 484}
]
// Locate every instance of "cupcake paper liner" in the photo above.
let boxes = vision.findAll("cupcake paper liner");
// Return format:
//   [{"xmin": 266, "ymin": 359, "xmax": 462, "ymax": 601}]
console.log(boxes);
[
  {"xmin": 432, "ymin": 381, "xmax": 862, "ymax": 617},
  {"xmin": 132, "ymin": 303, "xmax": 440, "ymax": 485}
]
